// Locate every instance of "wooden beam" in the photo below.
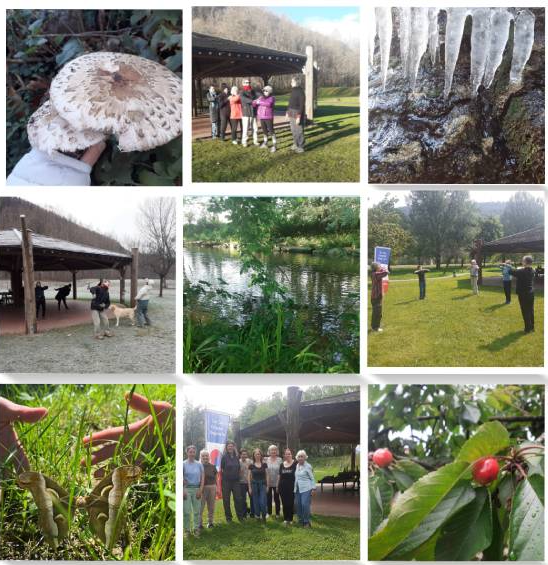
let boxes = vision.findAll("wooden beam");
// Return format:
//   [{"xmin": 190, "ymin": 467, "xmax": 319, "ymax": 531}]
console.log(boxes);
[
  {"xmin": 286, "ymin": 386, "xmax": 302, "ymax": 453},
  {"xmin": 305, "ymin": 45, "xmax": 314, "ymax": 121},
  {"xmin": 20, "ymin": 215, "xmax": 37, "ymax": 335},
  {"xmin": 130, "ymin": 248, "xmax": 139, "ymax": 307},
  {"xmin": 119, "ymin": 265, "xmax": 126, "ymax": 305}
]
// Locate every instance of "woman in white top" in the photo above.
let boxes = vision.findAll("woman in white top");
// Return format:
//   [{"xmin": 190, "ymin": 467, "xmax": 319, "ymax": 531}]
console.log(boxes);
[
  {"xmin": 470, "ymin": 260, "xmax": 480, "ymax": 295},
  {"xmin": 265, "ymin": 444, "xmax": 282, "ymax": 518}
]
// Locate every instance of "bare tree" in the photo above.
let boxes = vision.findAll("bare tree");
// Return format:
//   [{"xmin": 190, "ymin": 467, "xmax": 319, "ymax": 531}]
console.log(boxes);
[{"xmin": 137, "ymin": 198, "xmax": 176, "ymax": 297}]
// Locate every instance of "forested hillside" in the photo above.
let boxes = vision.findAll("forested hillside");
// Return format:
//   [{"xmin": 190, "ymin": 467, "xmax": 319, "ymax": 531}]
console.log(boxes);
[{"xmin": 192, "ymin": 6, "xmax": 359, "ymax": 88}]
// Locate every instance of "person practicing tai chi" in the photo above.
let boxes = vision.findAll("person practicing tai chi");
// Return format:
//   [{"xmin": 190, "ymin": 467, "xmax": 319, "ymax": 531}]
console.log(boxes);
[
  {"xmin": 414, "ymin": 265, "xmax": 430, "ymax": 300},
  {"xmin": 510, "ymin": 255, "xmax": 536, "ymax": 334},
  {"xmin": 470, "ymin": 259, "xmax": 480, "ymax": 295},
  {"xmin": 499, "ymin": 259, "xmax": 513, "ymax": 304},
  {"xmin": 35, "ymin": 281, "xmax": 48, "ymax": 319}
]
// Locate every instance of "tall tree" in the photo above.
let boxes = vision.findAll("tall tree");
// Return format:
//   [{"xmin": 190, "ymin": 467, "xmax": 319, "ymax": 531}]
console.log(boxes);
[
  {"xmin": 137, "ymin": 198, "xmax": 176, "ymax": 296},
  {"xmin": 407, "ymin": 192, "xmax": 478, "ymax": 269},
  {"xmin": 501, "ymin": 192, "xmax": 545, "ymax": 236}
]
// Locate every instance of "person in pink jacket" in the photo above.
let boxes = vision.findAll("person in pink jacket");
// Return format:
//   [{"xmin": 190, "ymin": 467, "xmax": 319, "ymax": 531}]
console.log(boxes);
[
  {"xmin": 252, "ymin": 85, "xmax": 276, "ymax": 153},
  {"xmin": 229, "ymin": 86, "xmax": 243, "ymax": 145}
]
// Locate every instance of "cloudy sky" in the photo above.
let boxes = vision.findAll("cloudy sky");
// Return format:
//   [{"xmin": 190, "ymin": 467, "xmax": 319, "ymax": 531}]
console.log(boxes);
[
  {"xmin": 268, "ymin": 7, "xmax": 360, "ymax": 47},
  {"xmin": 367, "ymin": 189, "xmax": 545, "ymax": 207}
]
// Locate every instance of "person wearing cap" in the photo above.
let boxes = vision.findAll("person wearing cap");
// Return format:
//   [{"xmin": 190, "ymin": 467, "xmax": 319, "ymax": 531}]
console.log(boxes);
[
  {"xmin": 253, "ymin": 85, "xmax": 277, "ymax": 153},
  {"xmin": 470, "ymin": 259, "xmax": 480, "ymax": 295},
  {"xmin": 510, "ymin": 255, "xmax": 536, "ymax": 333},
  {"xmin": 286, "ymin": 76, "xmax": 306, "ymax": 153},
  {"xmin": 240, "ymin": 79, "xmax": 259, "ymax": 147},
  {"xmin": 498, "ymin": 259, "xmax": 513, "ymax": 304},
  {"xmin": 206, "ymin": 85, "xmax": 221, "ymax": 139},
  {"xmin": 89, "ymin": 278, "xmax": 112, "ymax": 340},
  {"xmin": 218, "ymin": 83, "xmax": 231, "ymax": 141},
  {"xmin": 135, "ymin": 278, "xmax": 154, "ymax": 328},
  {"xmin": 370, "ymin": 262, "xmax": 389, "ymax": 332},
  {"xmin": 228, "ymin": 86, "xmax": 243, "ymax": 145}
]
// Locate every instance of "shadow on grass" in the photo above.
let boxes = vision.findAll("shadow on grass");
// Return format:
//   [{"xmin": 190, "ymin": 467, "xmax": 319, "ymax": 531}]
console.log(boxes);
[
  {"xmin": 483, "ymin": 303, "xmax": 509, "ymax": 313},
  {"xmin": 452, "ymin": 293, "xmax": 475, "ymax": 301},
  {"xmin": 479, "ymin": 331, "xmax": 525, "ymax": 352},
  {"xmin": 315, "ymin": 105, "xmax": 360, "ymax": 117},
  {"xmin": 394, "ymin": 299, "xmax": 419, "ymax": 305}
]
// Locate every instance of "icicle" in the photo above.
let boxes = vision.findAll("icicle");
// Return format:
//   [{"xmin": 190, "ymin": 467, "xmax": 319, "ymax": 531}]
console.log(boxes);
[
  {"xmin": 369, "ymin": 10, "xmax": 376, "ymax": 66},
  {"xmin": 398, "ymin": 8, "xmax": 411, "ymax": 77},
  {"xmin": 510, "ymin": 9, "xmax": 535, "ymax": 84},
  {"xmin": 375, "ymin": 7, "xmax": 393, "ymax": 91},
  {"xmin": 427, "ymin": 8, "xmax": 440, "ymax": 65},
  {"xmin": 483, "ymin": 8, "xmax": 513, "ymax": 88},
  {"xmin": 407, "ymin": 8, "xmax": 430, "ymax": 91},
  {"xmin": 470, "ymin": 8, "xmax": 492, "ymax": 96},
  {"xmin": 444, "ymin": 8, "xmax": 469, "ymax": 98}
]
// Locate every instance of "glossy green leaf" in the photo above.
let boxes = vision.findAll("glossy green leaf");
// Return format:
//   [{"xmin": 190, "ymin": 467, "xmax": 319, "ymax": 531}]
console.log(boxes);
[
  {"xmin": 374, "ymin": 472, "xmax": 393, "ymax": 515},
  {"xmin": 368, "ymin": 461, "xmax": 469, "ymax": 560},
  {"xmin": 369, "ymin": 480, "xmax": 383, "ymax": 536},
  {"xmin": 483, "ymin": 501, "xmax": 504, "ymax": 561},
  {"xmin": 407, "ymin": 532, "xmax": 439, "ymax": 561},
  {"xmin": 509, "ymin": 478, "xmax": 544, "ymax": 561},
  {"xmin": 393, "ymin": 459, "xmax": 428, "ymax": 480},
  {"xmin": 436, "ymin": 487, "xmax": 492, "ymax": 560},
  {"xmin": 388, "ymin": 481, "xmax": 475, "ymax": 559},
  {"xmin": 456, "ymin": 420, "xmax": 510, "ymax": 463},
  {"xmin": 528, "ymin": 474, "xmax": 544, "ymax": 504},
  {"xmin": 391, "ymin": 468, "xmax": 414, "ymax": 491}
]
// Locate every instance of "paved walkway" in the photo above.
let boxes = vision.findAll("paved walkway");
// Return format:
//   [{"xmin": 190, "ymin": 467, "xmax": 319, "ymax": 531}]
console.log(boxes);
[
  {"xmin": 0, "ymin": 300, "xmax": 116, "ymax": 335},
  {"xmin": 193, "ymin": 112, "xmax": 289, "ymax": 140},
  {"xmin": 312, "ymin": 484, "xmax": 360, "ymax": 518}
]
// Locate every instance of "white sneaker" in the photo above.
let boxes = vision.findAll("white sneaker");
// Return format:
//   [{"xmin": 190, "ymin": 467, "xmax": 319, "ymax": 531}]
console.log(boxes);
[
  {"xmin": 232, "ymin": 140, "xmax": 238, "ymax": 145},
  {"xmin": 265, "ymin": 513, "xmax": 270, "ymax": 519},
  {"xmin": 242, "ymin": 142, "xmax": 248, "ymax": 147},
  {"xmin": 260, "ymin": 142, "xmax": 268, "ymax": 149},
  {"xmin": 270, "ymin": 145, "xmax": 276, "ymax": 153}
]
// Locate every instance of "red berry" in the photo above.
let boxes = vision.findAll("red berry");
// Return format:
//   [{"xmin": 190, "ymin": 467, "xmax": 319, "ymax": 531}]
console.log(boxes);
[
  {"xmin": 373, "ymin": 448, "xmax": 393, "ymax": 468},
  {"xmin": 472, "ymin": 456, "xmax": 499, "ymax": 485}
]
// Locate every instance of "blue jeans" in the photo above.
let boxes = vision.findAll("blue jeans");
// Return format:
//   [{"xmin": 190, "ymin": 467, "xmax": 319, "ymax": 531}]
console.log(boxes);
[
  {"xmin": 211, "ymin": 121, "xmax": 219, "ymax": 138},
  {"xmin": 251, "ymin": 481, "xmax": 267, "ymax": 517},
  {"xmin": 136, "ymin": 299, "xmax": 151, "ymax": 327},
  {"xmin": 295, "ymin": 485, "xmax": 312, "ymax": 525},
  {"xmin": 419, "ymin": 279, "xmax": 426, "ymax": 299}
]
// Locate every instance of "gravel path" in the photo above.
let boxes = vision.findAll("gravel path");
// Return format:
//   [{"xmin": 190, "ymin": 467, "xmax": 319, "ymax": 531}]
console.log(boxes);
[{"xmin": 0, "ymin": 288, "xmax": 175, "ymax": 374}]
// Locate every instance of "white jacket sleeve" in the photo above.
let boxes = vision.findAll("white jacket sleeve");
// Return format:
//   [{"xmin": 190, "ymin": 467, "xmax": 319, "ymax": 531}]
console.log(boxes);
[{"xmin": 6, "ymin": 148, "xmax": 92, "ymax": 186}]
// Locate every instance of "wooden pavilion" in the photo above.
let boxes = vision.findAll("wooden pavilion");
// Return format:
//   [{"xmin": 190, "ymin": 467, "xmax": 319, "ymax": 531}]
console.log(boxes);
[{"xmin": 0, "ymin": 216, "xmax": 138, "ymax": 334}]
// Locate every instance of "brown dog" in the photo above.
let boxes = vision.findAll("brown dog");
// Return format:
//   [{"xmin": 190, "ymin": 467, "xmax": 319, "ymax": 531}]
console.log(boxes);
[{"xmin": 108, "ymin": 304, "xmax": 136, "ymax": 327}]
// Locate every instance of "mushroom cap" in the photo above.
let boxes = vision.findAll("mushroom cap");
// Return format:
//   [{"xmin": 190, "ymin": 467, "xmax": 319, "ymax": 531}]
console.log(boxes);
[
  {"xmin": 27, "ymin": 100, "xmax": 106, "ymax": 154},
  {"xmin": 50, "ymin": 52, "xmax": 182, "ymax": 152}
]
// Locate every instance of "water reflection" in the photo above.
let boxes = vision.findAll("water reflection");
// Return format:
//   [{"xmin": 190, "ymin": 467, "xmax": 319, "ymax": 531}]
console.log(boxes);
[{"xmin": 183, "ymin": 245, "xmax": 360, "ymax": 342}]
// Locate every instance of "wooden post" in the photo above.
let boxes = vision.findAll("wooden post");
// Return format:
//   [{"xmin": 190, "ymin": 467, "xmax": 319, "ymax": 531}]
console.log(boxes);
[
  {"xmin": 130, "ymin": 250, "xmax": 139, "ymax": 307},
  {"xmin": 20, "ymin": 215, "xmax": 37, "ymax": 335},
  {"xmin": 119, "ymin": 265, "xmax": 126, "ymax": 304},
  {"xmin": 233, "ymin": 419, "xmax": 242, "ymax": 451},
  {"xmin": 305, "ymin": 45, "xmax": 314, "ymax": 121},
  {"xmin": 350, "ymin": 445, "xmax": 356, "ymax": 471},
  {"xmin": 192, "ymin": 78, "xmax": 197, "ymax": 117},
  {"xmin": 72, "ymin": 271, "xmax": 77, "ymax": 299},
  {"xmin": 286, "ymin": 386, "xmax": 302, "ymax": 453}
]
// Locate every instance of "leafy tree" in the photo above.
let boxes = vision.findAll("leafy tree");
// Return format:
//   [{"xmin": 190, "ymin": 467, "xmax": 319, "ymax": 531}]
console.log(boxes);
[
  {"xmin": 501, "ymin": 192, "xmax": 545, "ymax": 236},
  {"xmin": 477, "ymin": 216, "xmax": 504, "ymax": 244},
  {"xmin": 407, "ymin": 192, "xmax": 479, "ymax": 269},
  {"xmin": 368, "ymin": 385, "xmax": 544, "ymax": 561}
]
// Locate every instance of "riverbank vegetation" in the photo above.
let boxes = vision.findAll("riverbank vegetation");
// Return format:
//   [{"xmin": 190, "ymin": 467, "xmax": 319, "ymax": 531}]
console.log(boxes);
[{"xmin": 183, "ymin": 197, "xmax": 360, "ymax": 373}]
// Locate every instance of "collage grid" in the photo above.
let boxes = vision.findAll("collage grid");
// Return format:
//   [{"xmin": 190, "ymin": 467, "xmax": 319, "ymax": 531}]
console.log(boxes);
[{"xmin": 0, "ymin": 0, "xmax": 546, "ymax": 563}]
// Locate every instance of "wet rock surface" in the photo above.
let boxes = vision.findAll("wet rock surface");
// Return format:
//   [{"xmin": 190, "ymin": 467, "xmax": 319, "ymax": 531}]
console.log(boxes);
[{"xmin": 369, "ymin": 8, "xmax": 545, "ymax": 184}]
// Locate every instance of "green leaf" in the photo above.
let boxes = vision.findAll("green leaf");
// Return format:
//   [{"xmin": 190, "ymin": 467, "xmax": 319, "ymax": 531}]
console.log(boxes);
[
  {"xmin": 393, "ymin": 459, "xmax": 428, "ymax": 480},
  {"xmin": 436, "ymin": 487, "xmax": 492, "ymax": 560},
  {"xmin": 388, "ymin": 481, "xmax": 475, "ymax": 559},
  {"xmin": 368, "ymin": 461, "xmax": 469, "ymax": 560},
  {"xmin": 483, "ymin": 501, "xmax": 505, "ymax": 561},
  {"xmin": 55, "ymin": 38, "xmax": 84, "ymax": 66},
  {"xmin": 407, "ymin": 532, "xmax": 439, "ymax": 561},
  {"xmin": 509, "ymin": 477, "xmax": 544, "ymax": 561},
  {"xmin": 519, "ymin": 442, "xmax": 544, "ymax": 477},
  {"xmin": 390, "ymin": 468, "xmax": 414, "ymax": 491},
  {"xmin": 528, "ymin": 474, "xmax": 544, "ymax": 504},
  {"xmin": 139, "ymin": 169, "xmax": 173, "ymax": 186},
  {"xmin": 373, "ymin": 472, "xmax": 393, "ymax": 516},
  {"xmin": 369, "ymin": 481, "xmax": 383, "ymax": 536},
  {"xmin": 456, "ymin": 420, "xmax": 510, "ymax": 463}
]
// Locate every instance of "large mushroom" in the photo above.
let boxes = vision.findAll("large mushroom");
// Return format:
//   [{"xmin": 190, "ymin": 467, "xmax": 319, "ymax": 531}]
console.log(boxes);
[
  {"xmin": 49, "ymin": 52, "xmax": 182, "ymax": 152},
  {"xmin": 27, "ymin": 100, "xmax": 106, "ymax": 154}
]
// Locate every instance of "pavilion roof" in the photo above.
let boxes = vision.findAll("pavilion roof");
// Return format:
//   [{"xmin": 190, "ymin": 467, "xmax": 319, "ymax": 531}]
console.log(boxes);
[{"xmin": 482, "ymin": 225, "xmax": 544, "ymax": 253}]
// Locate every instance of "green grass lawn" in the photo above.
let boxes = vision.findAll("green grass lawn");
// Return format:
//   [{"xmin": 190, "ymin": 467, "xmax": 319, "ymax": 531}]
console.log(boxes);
[
  {"xmin": 0, "ymin": 384, "xmax": 175, "ymax": 560},
  {"xmin": 192, "ymin": 94, "xmax": 359, "ymax": 182},
  {"xmin": 368, "ymin": 275, "xmax": 544, "ymax": 367},
  {"xmin": 183, "ymin": 501, "xmax": 360, "ymax": 560}
]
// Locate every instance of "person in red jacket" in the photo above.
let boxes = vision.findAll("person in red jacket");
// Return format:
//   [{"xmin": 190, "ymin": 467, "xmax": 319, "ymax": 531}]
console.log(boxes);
[
  {"xmin": 370, "ymin": 262, "xmax": 389, "ymax": 332},
  {"xmin": 229, "ymin": 86, "xmax": 243, "ymax": 145}
]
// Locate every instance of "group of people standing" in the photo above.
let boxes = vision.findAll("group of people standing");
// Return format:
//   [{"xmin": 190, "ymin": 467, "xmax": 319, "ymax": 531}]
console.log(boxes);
[
  {"xmin": 370, "ymin": 255, "xmax": 537, "ymax": 334},
  {"xmin": 183, "ymin": 441, "xmax": 316, "ymax": 538},
  {"xmin": 206, "ymin": 76, "xmax": 306, "ymax": 153}
]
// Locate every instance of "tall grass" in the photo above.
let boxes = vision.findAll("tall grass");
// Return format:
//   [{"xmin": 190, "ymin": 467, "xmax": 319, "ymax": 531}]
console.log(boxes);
[{"xmin": 0, "ymin": 384, "xmax": 175, "ymax": 561}]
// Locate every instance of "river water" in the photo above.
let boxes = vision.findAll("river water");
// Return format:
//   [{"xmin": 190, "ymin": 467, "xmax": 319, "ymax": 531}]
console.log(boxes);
[{"xmin": 183, "ymin": 245, "xmax": 360, "ymax": 343}]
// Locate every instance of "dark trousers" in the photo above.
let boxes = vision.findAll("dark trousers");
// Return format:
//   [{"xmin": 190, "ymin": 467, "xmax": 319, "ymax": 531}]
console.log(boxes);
[
  {"xmin": 518, "ymin": 293, "xmax": 535, "ymax": 332},
  {"xmin": 260, "ymin": 119, "xmax": 274, "ymax": 136},
  {"xmin": 230, "ymin": 119, "xmax": 241, "ymax": 141},
  {"xmin": 279, "ymin": 483, "xmax": 295, "ymax": 522},
  {"xmin": 267, "ymin": 486, "xmax": 280, "ymax": 516},
  {"xmin": 419, "ymin": 279, "xmax": 426, "ymax": 299},
  {"xmin": 57, "ymin": 297, "xmax": 68, "ymax": 310},
  {"xmin": 289, "ymin": 116, "xmax": 305, "ymax": 148},
  {"xmin": 503, "ymin": 280, "xmax": 512, "ymax": 303},
  {"xmin": 222, "ymin": 478, "xmax": 243, "ymax": 521},
  {"xmin": 36, "ymin": 298, "xmax": 46, "ymax": 318},
  {"xmin": 220, "ymin": 113, "xmax": 230, "ymax": 139},
  {"xmin": 239, "ymin": 482, "xmax": 252, "ymax": 516},
  {"xmin": 371, "ymin": 297, "xmax": 383, "ymax": 330}
]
